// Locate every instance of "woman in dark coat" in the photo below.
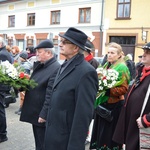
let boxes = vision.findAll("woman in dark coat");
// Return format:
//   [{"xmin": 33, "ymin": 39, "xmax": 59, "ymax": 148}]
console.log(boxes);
[
  {"xmin": 90, "ymin": 42, "xmax": 130, "ymax": 150},
  {"xmin": 113, "ymin": 42, "xmax": 150, "ymax": 150}
]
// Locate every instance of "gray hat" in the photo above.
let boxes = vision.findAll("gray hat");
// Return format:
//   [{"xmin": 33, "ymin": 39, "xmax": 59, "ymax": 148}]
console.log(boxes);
[
  {"xmin": 20, "ymin": 51, "xmax": 28, "ymax": 60},
  {"xmin": 34, "ymin": 39, "xmax": 53, "ymax": 50},
  {"xmin": 59, "ymin": 27, "xmax": 88, "ymax": 50}
]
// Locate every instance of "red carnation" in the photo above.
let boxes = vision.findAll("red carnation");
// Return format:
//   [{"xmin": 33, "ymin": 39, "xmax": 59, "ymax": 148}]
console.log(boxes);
[{"xmin": 102, "ymin": 76, "xmax": 106, "ymax": 80}]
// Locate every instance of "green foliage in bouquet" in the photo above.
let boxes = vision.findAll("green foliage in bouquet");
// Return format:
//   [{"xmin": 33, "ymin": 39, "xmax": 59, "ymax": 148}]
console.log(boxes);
[{"xmin": 0, "ymin": 60, "xmax": 37, "ymax": 90}]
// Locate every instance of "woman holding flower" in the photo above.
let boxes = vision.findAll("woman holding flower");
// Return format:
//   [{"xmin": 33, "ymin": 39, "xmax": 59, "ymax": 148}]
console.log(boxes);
[{"xmin": 90, "ymin": 42, "xmax": 130, "ymax": 150}]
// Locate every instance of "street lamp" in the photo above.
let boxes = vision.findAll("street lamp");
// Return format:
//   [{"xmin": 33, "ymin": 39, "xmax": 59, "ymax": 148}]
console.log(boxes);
[{"xmin": 141, "ymin": 27, "xmax": 148, "ymax": 43}]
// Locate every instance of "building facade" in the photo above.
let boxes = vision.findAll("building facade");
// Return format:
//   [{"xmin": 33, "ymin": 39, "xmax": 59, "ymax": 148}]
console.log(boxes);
[
  {"xmin": 104, "ymin": 0, "xmax": 150, "ymax": 62},
  {"xmin": 0, "ymin": 0, "xmax": 103, "ymax": 60}
]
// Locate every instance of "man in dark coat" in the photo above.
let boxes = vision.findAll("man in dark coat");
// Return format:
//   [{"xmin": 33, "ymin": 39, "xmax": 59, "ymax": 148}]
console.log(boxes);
[
  {"xmin": 0, "ymin": 36, "xmax": 12, "ymax": 143},
  {"xmin": 44, "ymin": 27, "xmax": 98, "ymax": 150},
  {"xmin": 20, "ymin": 39, "xmax": 60, "ymax": 150}
]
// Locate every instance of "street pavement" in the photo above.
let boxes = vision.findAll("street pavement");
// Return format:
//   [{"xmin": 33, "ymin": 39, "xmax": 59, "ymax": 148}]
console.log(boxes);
[{"xmin": 0, "ymin": 99, "xmax": 90, "ymax": 150}]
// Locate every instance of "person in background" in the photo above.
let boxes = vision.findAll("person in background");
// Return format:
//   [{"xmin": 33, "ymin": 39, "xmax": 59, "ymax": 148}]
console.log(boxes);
[
  {"xmin": 15, "ymin": 51, "xmax": 32, "ymax": 115},
  {"xmin": 26, "ymin": 46, "xmax": 37, "ymax": 66},
  {"xmin": 124, "ymin": 53, "xmax": 136, "ymax": 85},
  {"xmin": 113, "ymin": 42, "xmax": 150, "ymax": 150},
  {"xmin": 44, "ymin": 27, "xmax": 98, "ymax": 150},
  {"xmin": 101, "ymin": 54, "xmax": 108, "ymax": 66},
  {"xmin": 90, "ymin": 42, "xmax": 130, "ymax": 150},
  {"xmin": 11, "ymin": 45, "xmax": 20, "ymax": 62},
  {"xmin": 0, "ymin": 37, "xmax": 12, "ymax": 143},
  {"xmin": 84, "ymin": 39, "xmax": 99, "ymax": 145},
  {"xmin": 135, "ymin": 55, "xmax": 143, "ymax": 70},
  {"xmin": 20, "ymin": 39, "xmax": 60, "ymax": 150},
  {"xmin": 84, "ymin": 39, "xmax": 99, "ymax": 69},
  {"xmin": 6, "ymin": 45, "xmax": 14, "ymax": 63}
]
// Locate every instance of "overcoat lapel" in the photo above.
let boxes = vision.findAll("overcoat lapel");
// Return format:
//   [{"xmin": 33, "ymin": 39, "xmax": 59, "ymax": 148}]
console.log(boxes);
[
  {"xmin": 53, "ymin": 63, "xmax": 76, "ymax": 88},
  {"xmin": 53, "ymin": 54, "xmax": 84, "ymax": 88}
]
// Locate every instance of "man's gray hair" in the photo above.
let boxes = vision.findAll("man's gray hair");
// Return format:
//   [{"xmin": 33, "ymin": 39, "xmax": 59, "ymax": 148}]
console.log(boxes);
[
  {"xmin": 44, "ymin": 48, "xmax": 55, "ymax": 56},
  {"xmin": 0, "ymin": 37, "xmax": 6, "ymax": 47}
]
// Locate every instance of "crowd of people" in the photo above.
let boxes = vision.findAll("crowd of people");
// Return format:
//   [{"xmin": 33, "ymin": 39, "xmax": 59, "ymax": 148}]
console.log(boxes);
[{"xmin": 0, "ymin": 27, "xmax": 150, "ymax": 150}]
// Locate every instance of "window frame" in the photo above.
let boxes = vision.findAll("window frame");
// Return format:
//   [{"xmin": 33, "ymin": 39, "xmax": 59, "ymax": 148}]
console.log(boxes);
[
  {"xmin": 79, "ymin": 7, "xmax": 91, "ymax": 23},
  {"xmin": 27, "ymin": 39, "xmax": 34, "ymax": 47},
  {"xmin": 116, "ymin": 0, "xmax": 131, "ymax": 20},
  {"xmin": 50, "ymin": 10, "xmax": 60, "ymax": 25},
  {"xmin": 8, "ymin": 39, "xmax": 13, "ymax": 47},
  {"xmin": 27, "ymin": 13, "xmax": 35, "ymax": 26},
  {"xmin": 8, "ymin": 15, "xmax": 15, "ymax": 27}
]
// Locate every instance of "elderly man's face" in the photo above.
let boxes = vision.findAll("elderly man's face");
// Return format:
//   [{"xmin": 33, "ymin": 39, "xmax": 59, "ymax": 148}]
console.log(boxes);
[
  {"xmin": 59, "ymin": 38, "xmax": 79, "ymax": 60},
  {"xmin": 142, "ymin": 50, "xmax": 150, "ymax": 67},
  {"xmin": 36, "ymin": 48, "xmax": 52, "ymax": 63}
]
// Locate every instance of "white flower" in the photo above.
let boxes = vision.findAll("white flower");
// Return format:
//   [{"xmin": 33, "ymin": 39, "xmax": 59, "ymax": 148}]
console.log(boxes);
[
  {"xmin": 0, "ymin": 60, "xmax": 18, "ymax": 79},
  {"xmin": 96, "ymin": 67, "xmax": 119, "ymax": 96}
]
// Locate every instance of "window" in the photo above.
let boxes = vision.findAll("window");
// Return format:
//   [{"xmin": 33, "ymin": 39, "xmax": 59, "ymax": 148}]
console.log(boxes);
[
  {"xmin": 79, "ymin": 7, "xmax": 91, "ymax": 23},
  {"xmin": 8, "ymin": 15, "xmax": 15, "ymax": 27},
  {"xmin": 8, "ymin": 39, "xmax": 13, "ymax": 47},
  {"xmin": 51, "ymin": 10, "xmax": 60, "ymax": 25},
  {"xmin": 109, "ymin": 36, "xmax": 135, "ymax": 44},
  {"xmin": 27, "ymin": 39, "xmax": 34, "ymax": 47},
  {"xmin": 36, "ymin": 39, "xmax": 45, "ymax": 45},
  {"xmin": 51, "ymin": 0, "xmax": 60, "ymax": 4},
  {"xmin": 27, "ymin": 13, "xmax": 35, "ymax": 26},
  {"xmin": 117, "ymin": 0, "xmax": 131, "ymax": 19}
]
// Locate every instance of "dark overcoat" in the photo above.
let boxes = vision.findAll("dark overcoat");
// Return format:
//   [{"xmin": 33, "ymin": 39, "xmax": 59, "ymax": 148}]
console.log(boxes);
[
  {"xmin": 0, "ymin": 46, "xmax": 12, "ymax": 64},
  {"xmin": 44, "ymin": 54, "xmax": 98, "ymax": 150},
  {"xmin": 20, "ymin": 57, "xmax": 60, "ymax": 126},
  {"xmin": 113, "ymin": 67, "xmax": 150, "ymax": 150}
]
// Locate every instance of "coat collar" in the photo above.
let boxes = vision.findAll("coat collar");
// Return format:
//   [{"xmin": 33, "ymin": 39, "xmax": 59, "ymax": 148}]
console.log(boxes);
[
  {"xmin": 53, "ymin": 53, "xmax": 84, "ymax": 88},
  {"xmin": 33, "ymin": 56, "xmax": 57, "ymax": 71}
]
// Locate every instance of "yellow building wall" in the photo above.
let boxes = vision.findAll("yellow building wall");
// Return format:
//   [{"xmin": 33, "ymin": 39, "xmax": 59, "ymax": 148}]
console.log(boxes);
[{"xmin": 104, "ymin": 0, "xmax": 150, "ymax": 62}]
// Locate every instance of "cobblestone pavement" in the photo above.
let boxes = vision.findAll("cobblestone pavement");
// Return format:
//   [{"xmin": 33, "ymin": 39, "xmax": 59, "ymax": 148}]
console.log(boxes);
[{"xmin": 0, "ymin": 99, "xmax": 90, "ymax": 150}]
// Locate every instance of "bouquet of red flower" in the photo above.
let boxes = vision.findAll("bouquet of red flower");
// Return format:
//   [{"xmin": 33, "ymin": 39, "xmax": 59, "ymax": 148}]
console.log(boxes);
[{"xmin": 0, "ymin": 60, "xmax": 37, "ymax": 90}]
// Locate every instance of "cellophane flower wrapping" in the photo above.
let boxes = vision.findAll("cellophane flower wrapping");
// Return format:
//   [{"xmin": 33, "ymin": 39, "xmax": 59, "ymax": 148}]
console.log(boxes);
[
  {"xmin": 95, "ymin": 67, "xmax": 120, "ymax": 107},
  {"xmin": 0, "ymin": 60, "xmax": 37, "ymax": 90}
]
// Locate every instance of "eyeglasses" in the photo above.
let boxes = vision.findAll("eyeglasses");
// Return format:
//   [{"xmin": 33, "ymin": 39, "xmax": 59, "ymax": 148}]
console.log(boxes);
[{"xmin": 60, "ymin": 40, "xmax": 73, "ymax": 45}]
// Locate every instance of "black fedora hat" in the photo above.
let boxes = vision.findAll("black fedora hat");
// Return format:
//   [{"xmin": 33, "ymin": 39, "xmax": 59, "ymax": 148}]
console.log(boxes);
[
  {"xmin": 85, "ymin": 39, "xmax": 95, "ymax": 53},
  {"xmin": 142, "ymin": 42, "xmax": 150, "ymax": 50},
  {"xmin": 34, "ymin": 39, "xmax": 53, "ymax": 50},
  {"xmin": 59, "ymin": 27, "xmax": 88, "ymax": 50}
]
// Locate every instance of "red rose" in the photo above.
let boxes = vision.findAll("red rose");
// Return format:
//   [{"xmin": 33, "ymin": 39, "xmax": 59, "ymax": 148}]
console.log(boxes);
[{"xmin": 19, "ymin": 72, "xmax": 25, "ymax": 78}]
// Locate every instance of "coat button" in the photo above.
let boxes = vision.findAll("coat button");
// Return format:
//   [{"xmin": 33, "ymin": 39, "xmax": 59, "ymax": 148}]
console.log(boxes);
[{"xmin": 53, "ymin": 88, "xmax": 56, "ymax": 92}]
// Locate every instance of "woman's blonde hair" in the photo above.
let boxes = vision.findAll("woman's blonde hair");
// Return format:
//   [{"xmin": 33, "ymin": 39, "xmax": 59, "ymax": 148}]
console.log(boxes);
[
  {"xmin": 108, "ymin": 42, "xmax": 123, "ymax": 55},
  {"xmin": 108, "ymin": 42, "xmax": 125, "ymax": 63}
]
